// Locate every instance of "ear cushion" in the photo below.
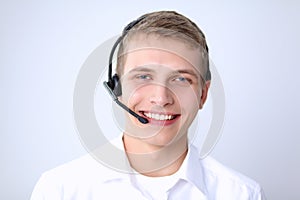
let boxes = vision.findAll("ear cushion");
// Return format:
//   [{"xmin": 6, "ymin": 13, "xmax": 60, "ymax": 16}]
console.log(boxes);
[{"xmin": 112, "ymin": 74, "xmax": 122, "ymax": 96}]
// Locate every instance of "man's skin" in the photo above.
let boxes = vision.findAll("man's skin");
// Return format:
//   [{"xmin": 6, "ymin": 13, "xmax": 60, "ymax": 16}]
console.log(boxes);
[{"xmin": 118, "ymin": 34, "xmax": 210, "ymax": 177}]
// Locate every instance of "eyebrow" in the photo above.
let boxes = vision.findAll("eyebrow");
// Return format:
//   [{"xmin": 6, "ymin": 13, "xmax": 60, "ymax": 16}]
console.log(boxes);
[
  {"xmin": 127, "ymin": 66, "xmax": 200, "ymax": 80},
  {"xmin": 173, "ymin": 69, "xmax": 199, "ymax": 79},
  {"xmin": 128, "ymin": 66, "xmax": 155, "ymax": 74}
]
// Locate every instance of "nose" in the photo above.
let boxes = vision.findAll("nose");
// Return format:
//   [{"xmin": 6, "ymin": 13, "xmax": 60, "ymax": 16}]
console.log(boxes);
[{"xmin": 149, "ymin": 85, "xmax": 174, "ymax": 107}]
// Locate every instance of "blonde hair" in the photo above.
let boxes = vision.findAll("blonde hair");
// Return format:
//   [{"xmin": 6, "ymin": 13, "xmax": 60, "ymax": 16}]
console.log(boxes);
[{"xmin": 116, "ymin": 11, "xmax": 211, "ymax": 81}]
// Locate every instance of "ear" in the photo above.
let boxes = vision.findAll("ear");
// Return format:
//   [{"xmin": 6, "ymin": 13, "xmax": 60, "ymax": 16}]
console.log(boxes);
[{"xmin": 199, "ymin": 81, "xmax": 211, "ymax": 109}]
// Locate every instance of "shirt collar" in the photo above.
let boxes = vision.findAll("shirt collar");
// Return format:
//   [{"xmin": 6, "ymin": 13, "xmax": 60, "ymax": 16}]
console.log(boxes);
[
  {"xmin": 89, "ymin": 134, "xmax": 133, "ymax": 182},
  {"xmin": 97, "ymin": 134, "xmax": 208, "ymax": 195},
  {"xmin": 177, "ymin": 144, "xmax": 208, "ymax": 195}
]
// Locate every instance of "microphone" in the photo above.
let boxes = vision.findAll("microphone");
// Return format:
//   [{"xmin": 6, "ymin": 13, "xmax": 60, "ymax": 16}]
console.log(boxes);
[{"xmin": 103, "ymin": 81, "xmax": 149, "ymax": 124}]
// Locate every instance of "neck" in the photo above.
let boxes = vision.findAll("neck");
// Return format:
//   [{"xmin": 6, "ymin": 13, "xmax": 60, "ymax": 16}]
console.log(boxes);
[{"xmin": 123, "ymin": 134, "xmax": 188, "ymax": 177}]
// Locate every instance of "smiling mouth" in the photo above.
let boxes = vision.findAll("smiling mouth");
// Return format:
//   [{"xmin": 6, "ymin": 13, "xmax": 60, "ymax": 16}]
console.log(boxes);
[{"xmin": 141, "ymin": 111, "xmax": 179, "ymax": 121}]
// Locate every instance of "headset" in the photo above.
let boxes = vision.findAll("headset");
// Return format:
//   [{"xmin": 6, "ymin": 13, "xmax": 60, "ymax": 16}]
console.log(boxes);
[{"xmin": 103, "ymin": 16, "xmax": 149, "ymax": 124}]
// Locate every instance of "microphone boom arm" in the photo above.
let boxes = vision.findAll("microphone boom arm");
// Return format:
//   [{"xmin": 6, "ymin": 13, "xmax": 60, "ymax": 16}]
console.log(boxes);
[{"xmin": 103, "ymin": 81, "xmax": 148, "ymax": 124}]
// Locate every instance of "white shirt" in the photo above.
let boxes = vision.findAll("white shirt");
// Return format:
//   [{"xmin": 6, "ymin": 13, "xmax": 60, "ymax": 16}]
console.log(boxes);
[{"xmin": 31, "ymin": 137, "xmax": 265, "ymax": 200}]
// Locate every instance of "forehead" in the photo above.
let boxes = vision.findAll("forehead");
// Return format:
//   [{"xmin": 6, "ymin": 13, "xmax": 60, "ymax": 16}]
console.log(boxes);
[{"xmin": 122, "ymin": 35, "xmax": 204, "ymax": 75}]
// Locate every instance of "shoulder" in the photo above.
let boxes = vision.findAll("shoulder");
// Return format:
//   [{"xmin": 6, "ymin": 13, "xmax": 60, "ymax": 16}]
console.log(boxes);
[
  {"xmin": 39, "ymin": 153, "xmax": 120, "ymax": 184},
  {"xmin": 200, "ymin": 155, "xmax": 265, "ymax": 199},
  {"xmin": 202, "ymin": 156, "xmax": 258, "ymax": 186}
]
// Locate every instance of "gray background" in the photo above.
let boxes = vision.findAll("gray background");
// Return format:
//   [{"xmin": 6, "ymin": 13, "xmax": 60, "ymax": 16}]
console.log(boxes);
[{"xmin": 1, "ymin": 0, "xmax": 299, "ymax": 199}]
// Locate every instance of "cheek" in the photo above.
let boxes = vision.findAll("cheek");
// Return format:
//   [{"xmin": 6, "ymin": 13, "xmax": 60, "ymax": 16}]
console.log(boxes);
[
  {"xmin": 179, "ymin": 95, "xmax": 200, "ymax": 112},
  {"xmin": 174, "ymin": 87, "xmax": 201, "ymax": 107},
  {"xmin": 121, "ymin": 83, "xmax": 146, "ymax": 106}
]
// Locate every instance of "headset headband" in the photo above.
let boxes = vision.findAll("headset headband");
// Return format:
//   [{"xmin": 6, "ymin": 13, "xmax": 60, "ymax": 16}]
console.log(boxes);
[{"xmin": 107, "ymin": 16, "xmax": 146, "ymax": 83}]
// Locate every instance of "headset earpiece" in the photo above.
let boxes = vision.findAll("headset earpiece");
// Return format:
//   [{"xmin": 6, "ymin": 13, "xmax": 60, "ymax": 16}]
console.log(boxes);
[
  {"xmin": 105, "ymin": 74, "xmax": 122, "ymax": 97},
  {"xmin": 111, "ymin": 74, "xmax": 122, "ymax": 96},
  {"xmin": 104, "ymin": 74, "xmax": 121, "ymax": 98}
]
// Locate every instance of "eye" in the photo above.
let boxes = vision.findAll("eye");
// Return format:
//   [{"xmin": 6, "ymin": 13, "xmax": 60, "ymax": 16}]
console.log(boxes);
[
  {"xmin": 177, "ymin": 77, "xmax": 188, "ymax": 82},
  {"xmin": 173, "ymin": 76, "xmax": 192, "ymax": 84},
  {"xmin": 135, "ymin": 74, "xmax": 152, "ymax": 80}
]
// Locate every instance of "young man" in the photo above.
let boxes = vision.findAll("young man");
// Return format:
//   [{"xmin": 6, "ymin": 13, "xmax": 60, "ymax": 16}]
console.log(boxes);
[{"xmin": 31, "ymin": 11, "xmax": 265, "ymax": 199}]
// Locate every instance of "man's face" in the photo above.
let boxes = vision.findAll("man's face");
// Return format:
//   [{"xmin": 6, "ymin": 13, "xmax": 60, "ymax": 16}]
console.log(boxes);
[{"xmin": 119, "ymin": 36, "xmax": 209, "ymax": 147}]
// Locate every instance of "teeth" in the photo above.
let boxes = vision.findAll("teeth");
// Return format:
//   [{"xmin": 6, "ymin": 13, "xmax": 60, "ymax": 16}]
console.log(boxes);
[
  {"xmin": 159, "ymin": 115, "xmax": 164, "ymax": 120},
  {"xmin": 144, "ymin": 112, "xmax": 175, "ymax": 121}
]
